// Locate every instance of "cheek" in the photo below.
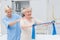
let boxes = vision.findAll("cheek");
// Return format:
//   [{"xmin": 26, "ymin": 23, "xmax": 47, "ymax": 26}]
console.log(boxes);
[
  {"xmin": 25, "ymin": 13, "xmax": 28, "ymax": 15},
  {"xmin": 28, "ymin": 13, "xmax": 32, "ymax": 16},
  {"xmin": 7, "ymin": 13, "xmax": 11, "ymax": 15},
  {"xmin": 24, "ymin": 12, "xmax": 31, "ymax": 16}
]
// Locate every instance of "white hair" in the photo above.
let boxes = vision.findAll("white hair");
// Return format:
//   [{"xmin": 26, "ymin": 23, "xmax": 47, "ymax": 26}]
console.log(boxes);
[
  {"xmin": 21, "ymin": 7, "xmax": 32, "ymax": 14},
  {"xmin": 5, "ymin": 6, "xmax": 12, "ymax": 12}
]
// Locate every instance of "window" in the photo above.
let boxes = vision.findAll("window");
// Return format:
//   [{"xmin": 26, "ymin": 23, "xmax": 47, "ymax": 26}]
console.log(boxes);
[{"xmin": 12, "ymin": 1, "xmax": 30, "ymax": 15}]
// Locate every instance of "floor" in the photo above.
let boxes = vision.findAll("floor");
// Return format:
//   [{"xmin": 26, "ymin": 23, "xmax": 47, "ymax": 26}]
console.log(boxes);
[{"xmin": 0, "ymin": 34, "xmax": 60, "ymax": 40}]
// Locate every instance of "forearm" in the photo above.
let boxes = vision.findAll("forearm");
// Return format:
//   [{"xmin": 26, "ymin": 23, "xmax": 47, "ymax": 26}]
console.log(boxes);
[
  {"xmin": 9, "ymin": 19, "xmax": 20, "ymax": 26},
  {"xmin": 9, "ymin": 20, "xmax": 17, "ymax": 26}
]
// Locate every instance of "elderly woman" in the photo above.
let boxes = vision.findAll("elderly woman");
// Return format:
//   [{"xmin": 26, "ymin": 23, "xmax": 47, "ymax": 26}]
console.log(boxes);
[{"xmin": 20, "ymin": 7, "xmax": 42, "ymax": 40}]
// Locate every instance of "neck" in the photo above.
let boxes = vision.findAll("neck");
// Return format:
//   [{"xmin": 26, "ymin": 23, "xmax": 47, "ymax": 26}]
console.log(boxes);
[
  {"xmin": 7, "ymin": 15, "xmax": 12, "ymax": 18},
  {"xmin": 25, "ymin": 16, "xmax": 32, "ymax": 20}
]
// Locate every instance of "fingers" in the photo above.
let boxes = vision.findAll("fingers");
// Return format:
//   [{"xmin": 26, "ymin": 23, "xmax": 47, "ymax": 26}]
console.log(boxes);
[{"xmin": 16, "ymin": 18, "xmax": 20, "ymax": 22}]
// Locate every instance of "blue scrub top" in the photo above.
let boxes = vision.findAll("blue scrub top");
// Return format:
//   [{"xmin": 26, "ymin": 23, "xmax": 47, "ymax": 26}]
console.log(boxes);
[{"xmin": 3, "ymin": 14, "xmax": 21, "ymax": 40}]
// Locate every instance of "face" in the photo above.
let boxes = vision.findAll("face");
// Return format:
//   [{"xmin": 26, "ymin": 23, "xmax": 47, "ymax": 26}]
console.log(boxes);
[
  {"xmin": 24, "ymin": 10, "xmax": 32, "ymax": 18},
  {"xmin": 5, "ymin": 8, "xmax": 12, "ymax": 17}
]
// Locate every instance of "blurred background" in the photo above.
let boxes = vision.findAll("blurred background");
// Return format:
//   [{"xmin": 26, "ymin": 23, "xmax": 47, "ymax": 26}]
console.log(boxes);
[{"xmin": 0, "ymin": 0, "xmax": 60, "ymax": 40}]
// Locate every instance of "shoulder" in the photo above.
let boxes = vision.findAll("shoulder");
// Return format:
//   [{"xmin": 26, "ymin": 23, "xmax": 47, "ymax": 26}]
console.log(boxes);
[
  {"xmin": 20, "ymin": 17, "xmax": 25, "ymax": 21},
  {"xmin": 20, "ymin": 17, "xmax": 28, "ymax": 23},
  {"xmin": 2, "ymin": 16, "xmax": 7, "ymax": 20},
  {"xmin": 20, "ymin": 18, "xmax": 25, "ymax": 24},
  {"xmin": 12, "ymin": 13, "xmax": 19, "ymax": 16},
  {"xmin": 12, "ymin": 13, "xmax": 21, "ymax": 18}
]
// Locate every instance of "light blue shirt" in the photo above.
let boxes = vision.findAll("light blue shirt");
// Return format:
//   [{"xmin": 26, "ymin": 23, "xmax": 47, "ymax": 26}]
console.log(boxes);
[{"xmin": 3, "ymin": 14, "xmax": 21, "ymax": 40}]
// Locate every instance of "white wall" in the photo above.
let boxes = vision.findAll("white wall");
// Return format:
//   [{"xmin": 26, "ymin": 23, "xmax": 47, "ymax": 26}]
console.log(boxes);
[
  {"xmin": 30, "ymin": 0, "xmax": 48, "ymax": 22},
  {"xmin": 0, "ymin": 0, "xmax": 60, "ymax": 35},
  {"xmin": 0, "ymin": 1, "xmax": 1, "ymax": 35},
  {"xmin": 13, "ymin": 0, "xmax": 29, "ymax": 1},
  {"xmin": 30, "ymin": 0, "xmax": 53, "ymax": 34},
  {"xmin": 30, "ymin": 0, "xmax": 60, "ymax": 34},
  {"xmin": 0, "ymin": 0, "xmax": 12, "ymax": 35},
  {"xmin": 54, "ymin": 0, "xmax": 60, "ymax": 34}
]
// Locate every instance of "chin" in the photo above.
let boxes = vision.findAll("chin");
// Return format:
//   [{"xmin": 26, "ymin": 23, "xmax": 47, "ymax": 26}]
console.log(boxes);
[
  {"xmin": 8, "ymin": 15, "xmax": 11, "ymax": 17},
  {"xmin": 28, "ymin": 16, "xmax": 31, "ymax": 18}
]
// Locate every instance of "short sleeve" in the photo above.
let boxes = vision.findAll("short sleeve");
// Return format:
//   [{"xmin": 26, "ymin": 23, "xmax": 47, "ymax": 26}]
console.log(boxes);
[
  {"xmin": 20, "ymin": 19, "xmax": 25, "ymax": 27},
  {"xmin": 14, "ymin": 13, "xmax": 21, "ymax": 19}
]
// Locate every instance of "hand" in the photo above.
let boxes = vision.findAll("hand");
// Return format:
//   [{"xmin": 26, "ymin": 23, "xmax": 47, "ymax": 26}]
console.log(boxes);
[
  {"xmin": 32, "ymin": 24, "xmax": 36, "ymax": 27},
  {"xmin": 43, "ymin": 24, "xmax": 49, "ymax": 26},
  {"xmin": 16, "ymin": 18, "xmax": 20, "ymax": 22}
]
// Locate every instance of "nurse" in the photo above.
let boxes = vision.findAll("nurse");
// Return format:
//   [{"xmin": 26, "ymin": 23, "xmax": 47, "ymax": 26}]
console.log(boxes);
[{"xmin": 2, "ymin": 6, "xmax": 21, "ymax": 40}]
